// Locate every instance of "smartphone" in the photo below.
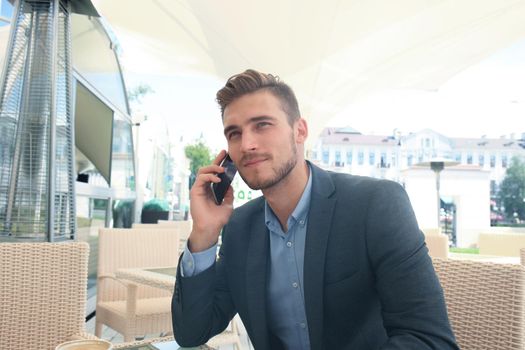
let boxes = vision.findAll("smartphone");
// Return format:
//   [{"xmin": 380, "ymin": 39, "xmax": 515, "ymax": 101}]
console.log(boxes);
[{"xmin": 211, "ymin": 154, "xmax": 237, "ymax": 205}]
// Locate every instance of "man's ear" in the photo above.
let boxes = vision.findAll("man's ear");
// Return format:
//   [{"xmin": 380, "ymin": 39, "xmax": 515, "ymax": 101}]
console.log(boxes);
[{"xmin": 295, "ymin": 118, "xmax": 308, "ymax": 144}]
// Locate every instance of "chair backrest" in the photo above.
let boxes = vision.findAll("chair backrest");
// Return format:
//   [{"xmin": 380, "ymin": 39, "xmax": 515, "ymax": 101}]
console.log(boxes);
[
  {"xmin": 97, "ymin": 228, "xmax": 179, "ymax": 302},
  {"xmin": 421, "ymin": 227, "xmax": 441, "ymax": 236},
  {"xmin": 132, "ymin": 221, "xmax": 192, "ymax": 240},
  {"xmin": 158, "ymin": 220, "xmax": 192, "ymax": 240},
  {"xmin": 432, "ymin": 257, "xmax": 525, "ymax": 350},
  {"xmin": 0, "ymin": 242, "xmax": 89, "ymax": 350},
  {"xmin": 424, "ymin": 234, "xmax": 449, "ymax": 258}
]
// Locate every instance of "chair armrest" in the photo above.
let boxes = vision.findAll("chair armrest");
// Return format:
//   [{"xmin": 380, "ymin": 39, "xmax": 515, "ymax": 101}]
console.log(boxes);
[{"xmin": 98, "ymin": 273, "xmax": 139, "ymax": 317}]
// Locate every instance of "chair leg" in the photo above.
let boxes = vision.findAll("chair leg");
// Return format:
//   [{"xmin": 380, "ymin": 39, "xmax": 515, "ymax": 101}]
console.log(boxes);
[{"xmin": 95, "ymin": 320, "xmax": 103, "ymax": 337}]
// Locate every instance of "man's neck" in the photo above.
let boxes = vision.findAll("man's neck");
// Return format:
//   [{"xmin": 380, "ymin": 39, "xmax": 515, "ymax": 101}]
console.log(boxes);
[{"xmin": 263, "ymin": 160, "xmax": 310, "ymax": 232}]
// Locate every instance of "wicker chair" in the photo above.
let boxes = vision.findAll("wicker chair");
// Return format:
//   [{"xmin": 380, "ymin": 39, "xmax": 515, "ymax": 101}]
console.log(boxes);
[
  {"xmin": 132, "ymin": 221, "xmax": 191, "ymax": 253},
  {"xmin": 433, "ymin": 255, "xmax": 525, "ymax": 350},
  {"xmin": 0, "ymin": 242, "xmax": 93, "ymax": 350},
  {"xmin": 95, "ymin": 228, "xmax": 179, "ymax": 342},
  {"xmin": 423, "ymin": 233, "xmax": 449, "ymax": 258}
]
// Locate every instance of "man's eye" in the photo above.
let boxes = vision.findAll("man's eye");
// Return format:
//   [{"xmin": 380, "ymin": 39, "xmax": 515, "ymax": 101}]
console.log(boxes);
[
  {"xmin": 256, "ymin": 122, "xmax": 271, "ymax": 128},
  {"xmin": 227, "ymin": 131, "xmax": 240, "ymax": 140}
]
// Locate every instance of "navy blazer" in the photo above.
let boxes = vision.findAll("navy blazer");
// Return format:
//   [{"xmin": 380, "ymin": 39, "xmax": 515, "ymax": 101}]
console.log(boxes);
[{"xmin": 172, "ymin": 163, "xmax": 459, "ymax": 349}]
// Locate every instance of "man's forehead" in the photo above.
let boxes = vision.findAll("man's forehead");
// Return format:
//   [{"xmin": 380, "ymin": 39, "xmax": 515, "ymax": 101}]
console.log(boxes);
[{"xmin": 223, "ymin": 92, "xmax": 285, "ymax": 123}]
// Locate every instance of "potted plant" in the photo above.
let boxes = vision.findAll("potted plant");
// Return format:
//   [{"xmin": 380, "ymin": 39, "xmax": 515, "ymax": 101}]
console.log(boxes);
[{"xmin": 141, "ymin": 198, "xmax": 170, "ymax": 223}]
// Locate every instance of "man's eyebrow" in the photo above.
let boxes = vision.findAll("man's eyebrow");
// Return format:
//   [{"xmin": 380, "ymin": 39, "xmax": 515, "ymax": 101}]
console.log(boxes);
[
  {"xmin": 223, "ymin": 116, "xmax": 275, "ymax": 136},
  {"xmin": 223, "ymin": 124, "xmax": 238, "ymax": 136}
]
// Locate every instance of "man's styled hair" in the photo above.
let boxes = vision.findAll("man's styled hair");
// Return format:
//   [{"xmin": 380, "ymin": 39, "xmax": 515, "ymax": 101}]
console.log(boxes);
[{"xmin": 216, "ymin": 69, "xmax": 300, "ymax": 125}]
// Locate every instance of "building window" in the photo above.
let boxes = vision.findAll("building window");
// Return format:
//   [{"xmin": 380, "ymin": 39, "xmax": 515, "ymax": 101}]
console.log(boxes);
[
  {"xmin": 369, "ymin": 151, "xmax": 375, "ymax": 165},
  {"xmin": 358, "ymin": 150, "xmax": 364, "ymax": 165},
  {"xmin": 322, "ymin": 150, "xmax": 329, "ymax": 164},
  {"xmin": 490, "ymin": 155, "xmax": 496, "ymax": 168},
  {"xmin": 407, "ymin": 154, "xmax": 413, "ymax": 166},
  {"xmin": 380, "ymin": 152, "xmax": 387, "ymax": 167},
  {"xmin": 467, "ymin": 153, "xmax": 473, "ymax": 164},
  {"xmin": 502, "ymin": 155, "xmax": 508, "ymax": 168},
  {"xmin": 479, "ymin": 155, "xmax": 484, "ymax": 167},
  {"xmin": 455, "ymin": 153, "xmax": 461, "ymax": 162},
  {"xmin": 335, "ymin": 150, "xmax": 341, "ymax": 167},
  {"xmin": 346, "ymin": 150, "xmax": 353, "ymax": 165},
  {"xmin": 311, "ymin": 151, "xmax": 317, "ymax": 160}
]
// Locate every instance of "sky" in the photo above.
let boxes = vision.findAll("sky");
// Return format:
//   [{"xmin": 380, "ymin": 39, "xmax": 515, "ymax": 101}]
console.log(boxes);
[{"xmin": 124, "ymin": 37, "xmax": 525, "ymax": 152}]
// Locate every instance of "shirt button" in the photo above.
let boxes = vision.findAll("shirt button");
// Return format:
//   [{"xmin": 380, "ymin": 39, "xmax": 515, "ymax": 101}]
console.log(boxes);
[
  {"xmin": 188, "ymin": 261, "xmax": 193, "ymax": 267},
  {"xmin": 292, "ymin": 282, "xmax": 298, "ymax": 288},
  {"xmin": 300, "ymin": 323, "xmax": 306, "ymax": 329},
  {"xmin": 299, "ymin": 220, "xmax": 305, "ymax": 225},
  {"xmin": 286, "ymin": 241, "xmax": 292, "ymax": 247}
]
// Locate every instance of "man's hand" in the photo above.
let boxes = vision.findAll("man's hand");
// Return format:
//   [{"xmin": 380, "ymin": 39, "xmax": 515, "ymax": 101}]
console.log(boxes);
[{"xmin": 188, "ymin": 150, "xmax": 234, "ymax": 253}]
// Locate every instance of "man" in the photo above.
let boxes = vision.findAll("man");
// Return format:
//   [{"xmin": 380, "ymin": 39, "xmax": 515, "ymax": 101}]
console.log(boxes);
[{"xmin": 172, "ymin": 69, "xmax": 458, "ymax": 349}]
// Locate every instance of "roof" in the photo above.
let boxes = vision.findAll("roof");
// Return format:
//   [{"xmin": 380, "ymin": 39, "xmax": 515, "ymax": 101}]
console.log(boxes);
[
  {"xmin": 319, "ymin": 127, "xmax": 525, "ymax": 151},
  {"xmin": 451, "ymin": 137, "xmax": 525, "ymax": 151},
  {"xmin": 91, "ymin": 0, "xmax": 525, "ymax": 143},
  {"xmin": 321, "ymin": 132, "xmax": 399, "ymax": 146}
]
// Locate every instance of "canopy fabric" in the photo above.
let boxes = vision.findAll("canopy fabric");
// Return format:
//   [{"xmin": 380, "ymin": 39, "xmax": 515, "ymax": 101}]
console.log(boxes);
[{"xmin": 92, "ymin": 0, "xmax": 525, "ymax": 139}]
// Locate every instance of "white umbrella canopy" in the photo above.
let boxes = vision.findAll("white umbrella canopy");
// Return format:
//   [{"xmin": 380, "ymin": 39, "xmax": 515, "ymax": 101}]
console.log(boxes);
[{"xmin": 92, "ymin": 0, "xmax": 525, "ymax": 139}]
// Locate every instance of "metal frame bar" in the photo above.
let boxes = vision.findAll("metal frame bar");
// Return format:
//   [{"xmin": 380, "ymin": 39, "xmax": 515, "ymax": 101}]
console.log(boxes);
[{"xmin": 47, "ymin": 0, "xmax": 59, "ymax": 241}]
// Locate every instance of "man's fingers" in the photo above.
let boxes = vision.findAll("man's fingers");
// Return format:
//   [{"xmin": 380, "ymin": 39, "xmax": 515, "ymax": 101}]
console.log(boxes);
[
  {"xmin": 212, "ymin": 150, "xmax": 228, "ymax": 166},
  {"xmin": 222, "ymin": 186, "xmax": 234, "ymax": 205},
  {"xmin": 197, "ymin": 164, "xmax": 224, "ymax": 176},
  {"xmin": 194, "ymin": 173, "xmax": 221, "ymax": 186}
]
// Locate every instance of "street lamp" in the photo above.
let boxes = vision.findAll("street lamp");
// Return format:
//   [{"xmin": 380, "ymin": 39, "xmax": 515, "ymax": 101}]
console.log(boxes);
[{"xmin": 416, "ymin": 158, "xmax": 459, "ymax": 230}]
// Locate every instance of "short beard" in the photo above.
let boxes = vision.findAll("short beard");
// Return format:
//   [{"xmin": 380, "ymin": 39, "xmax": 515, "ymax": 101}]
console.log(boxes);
[{"xmin": 241, "ymin": 143, "xmax": 298, "ymax": 191}]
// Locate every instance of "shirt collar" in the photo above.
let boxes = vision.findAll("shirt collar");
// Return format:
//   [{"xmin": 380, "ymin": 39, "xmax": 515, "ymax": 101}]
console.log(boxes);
[{"xmin": 264, "ymin": 163, "xmax": 313, "ymax": 232}]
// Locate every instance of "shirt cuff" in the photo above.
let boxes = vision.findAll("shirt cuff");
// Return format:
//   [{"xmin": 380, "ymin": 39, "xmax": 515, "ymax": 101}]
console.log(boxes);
[{"xmin": 180, "ymin": 242, "xmax": 218, "ymax": 277}]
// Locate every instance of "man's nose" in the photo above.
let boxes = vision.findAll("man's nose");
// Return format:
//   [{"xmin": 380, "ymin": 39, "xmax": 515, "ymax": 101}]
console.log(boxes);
[{"xmin": 240, "ymin": 131, "xmax": 257, "ymax": 152}]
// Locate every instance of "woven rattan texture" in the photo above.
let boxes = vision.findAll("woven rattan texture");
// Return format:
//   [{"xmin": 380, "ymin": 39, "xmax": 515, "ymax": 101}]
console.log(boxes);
[
  {"xmin": 0, "ymin": 242, "xmax": 89, "ymax": 350},
  {"xmin": 433, "ymin": 258, "xmax": 525, "ymax": 350},
  {"xmin": 96, "ymin": 228, "xmax": 180, "ymax": 341}
]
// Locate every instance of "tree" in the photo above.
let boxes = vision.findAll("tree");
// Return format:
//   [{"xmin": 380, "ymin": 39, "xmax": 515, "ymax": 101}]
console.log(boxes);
[
  {"xmin": 184, "ymin": 140, "xmax": 213, "ymax": 188},
  {"xmin": 499, "ymin": 156, "xmax": 525, "ymax": 221},
  {"xmin": 127, "ymin": 83, "xmax": 154, "ymax": 112}
]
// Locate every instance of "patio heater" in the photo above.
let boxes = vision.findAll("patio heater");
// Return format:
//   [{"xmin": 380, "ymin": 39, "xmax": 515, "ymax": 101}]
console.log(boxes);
[
  {"xmin": 0, "ymin": 0, "xmax": 97, "ymax": 241},
  {"xmin": 416, "ymin": 158, "xmax": 459, "ymax": 230}
]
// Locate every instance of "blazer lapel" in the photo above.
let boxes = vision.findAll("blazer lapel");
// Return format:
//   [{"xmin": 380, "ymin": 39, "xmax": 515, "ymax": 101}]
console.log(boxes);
[
  {"xmin": 245, "ymin": 202, "xmax": 270, "ymax": 349},
  {"xmin": 304, "ymin": 164, "xmax": 336, "ymax": 350}
]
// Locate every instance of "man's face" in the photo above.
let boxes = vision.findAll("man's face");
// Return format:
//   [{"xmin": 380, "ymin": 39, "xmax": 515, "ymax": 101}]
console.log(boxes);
[{"xmin": 222, "ymin": 90, "xmax": 306, "ymax": 190}]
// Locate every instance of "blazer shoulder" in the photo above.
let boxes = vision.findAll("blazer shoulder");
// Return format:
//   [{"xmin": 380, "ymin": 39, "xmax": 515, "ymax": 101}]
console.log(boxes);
[{"xmin": 327, "ymin": 171, "xmax": 403, "ymax": 196}]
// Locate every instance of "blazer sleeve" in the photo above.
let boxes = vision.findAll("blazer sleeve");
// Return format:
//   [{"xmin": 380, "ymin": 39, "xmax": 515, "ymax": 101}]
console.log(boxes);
[
  {"xmin": 364, "ymin": 180, "xmax": 459, "ymax": 350},
  {"xmin": 171, "ymin": 237, "xmax": 236, "ymax": 347}
]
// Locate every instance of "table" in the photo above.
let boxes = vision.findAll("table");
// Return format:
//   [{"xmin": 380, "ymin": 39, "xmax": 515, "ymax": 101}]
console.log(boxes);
[
  {"xmin": 115, "ymin": 266, "xmax": 177, "ymax": 291},
  {"xmin": 114, "ymin": 336, "xmax": 214, "ymax": 350}
]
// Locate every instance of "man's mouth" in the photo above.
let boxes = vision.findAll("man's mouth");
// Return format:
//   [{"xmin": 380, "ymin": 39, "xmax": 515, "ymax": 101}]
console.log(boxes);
[{"xmin": 242, "ymin": 156, "xmax": 269, "ymax": 167}]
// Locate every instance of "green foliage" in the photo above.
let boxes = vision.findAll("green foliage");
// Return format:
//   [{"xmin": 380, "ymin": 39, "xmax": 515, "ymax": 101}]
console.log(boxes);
[
  {"xmin": 449, "ymin": 247, "xmax": 479, "ymax": 254},
  {"xmin": 127, "ymin": 83, "xmax": 154, "ymax": 104},
  {"xmin": 499, "ymin": 156, "xmax": 525, "ymax": 220},
  {"xmin": 184, "ymin": 140, "xmax": 213, "ymax": 187},
  {"xmin": 142, "ymin": 198, "xmax": 170, "ymax": 212}
]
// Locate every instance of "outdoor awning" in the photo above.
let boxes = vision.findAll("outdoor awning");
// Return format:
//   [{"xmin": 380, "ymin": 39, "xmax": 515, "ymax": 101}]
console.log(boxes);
[{"xmin": 92, "ymin": 0, "xmax": 525, "ymax": 139}]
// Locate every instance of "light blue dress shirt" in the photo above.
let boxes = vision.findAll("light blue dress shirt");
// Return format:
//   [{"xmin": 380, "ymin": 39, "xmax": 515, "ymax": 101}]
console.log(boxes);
[
  {"xmin": 181, "ymin": 167, "xmax": 313, "ymax": 350},
  {"xmin": 264, "ymin": 170, "xmax": 312, "ymax": 349}
]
